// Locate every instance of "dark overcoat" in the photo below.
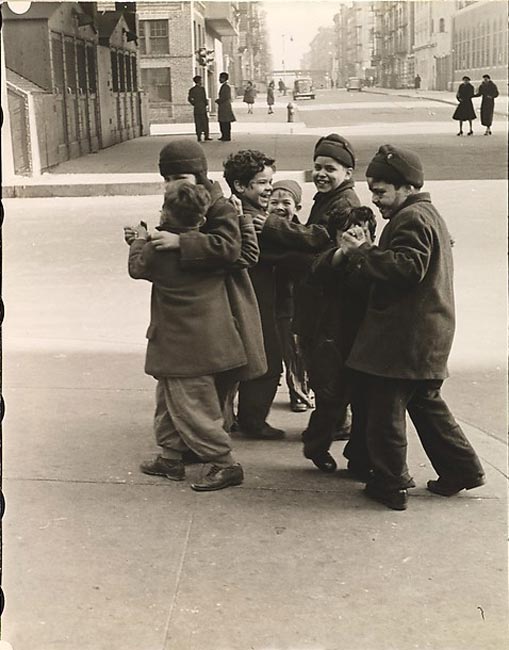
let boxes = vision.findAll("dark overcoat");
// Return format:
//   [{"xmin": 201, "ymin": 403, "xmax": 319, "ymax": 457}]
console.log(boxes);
[
  {"xmin": 179, "ymin": 182, "xmax": 267, "ymax": 381},
  {"xmin": 452, "ymin": 82, "xmax": 476, "ymax": 121},
  {"xmin": 128, "ymin": 238, "xmax": 246, "ymax": 378},
  {"xmin": 267, "ymin": 86, "xmax": 275, "ymax": 106},
  {"xmin": 216, "ymin": 82, "xmax": 236, "ymax": 122},
  {"xmin": 346, "ymin": 193, "xmax": 456, "ymax": 380},
  {"xmin": 243, "ymin": 85, "xmax": 257, "ymax": 104},
  {"xmin": 188, "ymin": 85, "xmax": 208, "ymax": 115},
  {"xmin": 476, "ymin": 80, "xmax": 499, "ymax": 127}
]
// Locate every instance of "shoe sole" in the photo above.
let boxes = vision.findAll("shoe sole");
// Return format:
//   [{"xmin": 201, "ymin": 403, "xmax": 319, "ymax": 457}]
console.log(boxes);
[
  {"xmin": 365, "ymin": 487, "xmax": 408, "ymax": 511},
  {"xmin": 427, "ymin": 477, "xmax": 485, "ymax": 496},
  {"xmin": 190, "ymin": 479, "xmax": 243, "ymax": 492}
]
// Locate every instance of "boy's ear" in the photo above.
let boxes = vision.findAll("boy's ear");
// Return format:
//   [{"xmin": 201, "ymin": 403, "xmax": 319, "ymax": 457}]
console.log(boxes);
[
  {"xmin": 233, "ymin": 179, "xmax": 246, "ymax": 194},
  {"xmin": 345, "ymin": 167, "xmax": 353, "ymax": 179},
  {"xmin": 295, "ymin": 203, "xmax": 302, "ymax": 212}
]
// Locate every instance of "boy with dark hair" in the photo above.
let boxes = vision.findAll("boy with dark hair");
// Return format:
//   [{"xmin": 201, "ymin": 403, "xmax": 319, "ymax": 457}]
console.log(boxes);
[
  {"xmin": 339, "ymin": 144, "xmax": 485, "ymax": 510},
  {"xmin": 126, "ymin": 180, "xmax": 246, "ymax": 492},
  {"xmin": 223, "ymin": 149, "xmax": 285, "ymax": 439}
]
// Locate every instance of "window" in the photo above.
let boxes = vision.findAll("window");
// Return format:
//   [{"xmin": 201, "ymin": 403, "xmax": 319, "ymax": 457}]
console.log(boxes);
[
  {"xmin": 65, "ymin": 39, "xmax": 77, "ymax": 91},
  {"xmin": 141, "ymin": 67, "xmax": 172, "ymax": 102},
  {"xmin": 51, "ymin": 33, "xmax": 64, "ymax": 93},
  {"xmin": 126, "ymin": 55, "xmax": 132, "ymax": 91},
  {"xmin": 139, "ymin": 20, "xmax": 169, "ymax": 55},
  {"xmin": 87, "ymin": 46, "xmax": 97, "ymax": 93},
  {"xmin": 111, "ymin": 50, "xmax": 119, "ymax": 92},
  {"xmin": 77, "ymin": 42, "xmax": 87, "ymax": 93},
  {"xmin": 119, "ymin": 52, "xmax": 126, "ymax": 92},
  {"xmin": 439, "ymin": 18, "xmax": 445, "ymax": 33},
  {"xmin": 131, "ymin": 55, "xmax": 138, "ymax": 90}
]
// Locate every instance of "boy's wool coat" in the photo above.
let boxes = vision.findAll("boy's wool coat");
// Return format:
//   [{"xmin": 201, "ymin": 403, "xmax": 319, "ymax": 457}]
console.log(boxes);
[{"xmin": 346, "ymin": 192, "xmax": 455, "ymax": 380}]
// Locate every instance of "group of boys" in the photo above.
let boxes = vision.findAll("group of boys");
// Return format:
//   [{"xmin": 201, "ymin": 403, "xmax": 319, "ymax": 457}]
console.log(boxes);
[{"xmin": 124, "ymin": 133, "xmax": 484, "ymax": 511}]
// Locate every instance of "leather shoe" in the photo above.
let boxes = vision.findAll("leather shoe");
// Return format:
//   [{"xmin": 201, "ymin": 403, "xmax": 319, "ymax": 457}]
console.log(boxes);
[
  {"xmin": 427, "ymin": 474, "xmax": 485, "ymax": 496},
  {"xmin": 309, "ymin": 451, "xmax": 337, "ymax": 473},
  {"xmin": 239, "ymin": 422, "xmax": 286, "ymax": 440},
  {"xmin": 204, "ymin": 137, "xmax": 213, "ymax": 141},
  {"xmin": 140, "ymin": 456, "xmax": 185, "ymax": 481},
  {"xmin": 191, "ymin": 463, "xmax": 244, "ymax": 491},
  {"xmin": 364, "ymin": 482, "xmax": 408, "ymax": 510}
]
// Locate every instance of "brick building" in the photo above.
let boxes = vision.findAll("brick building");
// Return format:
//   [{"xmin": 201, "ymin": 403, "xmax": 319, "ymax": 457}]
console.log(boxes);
[
  {"xmin": 373, "ymin": 1, "xmax": 415, "ymax": 89},
  {"xmin": 334, "ymin": 2, "xmax": 375, "ymax": 87}
]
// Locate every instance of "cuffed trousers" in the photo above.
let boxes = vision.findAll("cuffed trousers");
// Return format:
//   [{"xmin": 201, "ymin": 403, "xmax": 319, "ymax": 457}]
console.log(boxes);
[
  {"xmin": 219, "ymin": 121, "xmax": 232, "ymax": 140},
  {"xmin": 358, "ymin": 373, "xmax": 484, "ymax": 489},
  {"xmin": 153, "ymin": 376, "xmax": 234, "ymax": 466},
  {"xmin": 194, "ymin": 113, "xmax": 209, "ymax": 139}
]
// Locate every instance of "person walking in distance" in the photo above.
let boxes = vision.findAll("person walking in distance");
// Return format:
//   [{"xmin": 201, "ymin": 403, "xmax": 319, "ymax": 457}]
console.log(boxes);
[
  {"xmin": 339, "ymin": 144, "xmax": 485, "ymax": 511},
  {"xmin": 187, "ymin": 76, "xmax": 212, "ymax": 143},
  {"xmin": 267, "ymin": 80, "xmax": 275, "ymax": 114},
  {"xmin": 243, "ymin": 81, "xmax": 257, "ymax": 114},
  {"xmin": 475, "ymin": 74, "xmax": 499, "ymax": 135},
  {"xmin": 452, "ymin": 76, "xmax": 476, "ymax": 136},
  {"xmin": 216, "ymin": 72, "xmax": 236, "ymax": 141}
]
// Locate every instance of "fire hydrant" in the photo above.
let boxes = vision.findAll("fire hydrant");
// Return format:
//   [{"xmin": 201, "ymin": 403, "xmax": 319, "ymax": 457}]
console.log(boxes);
[{"xmin": 287, "ymin": 101, "xmax": 295, "ymax": 123}]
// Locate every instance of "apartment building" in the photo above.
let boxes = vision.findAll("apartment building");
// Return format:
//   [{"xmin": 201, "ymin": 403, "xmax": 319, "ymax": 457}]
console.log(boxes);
[{"xmin": 334, "ymin": 2, "xmax": 375, "ymax": 87}]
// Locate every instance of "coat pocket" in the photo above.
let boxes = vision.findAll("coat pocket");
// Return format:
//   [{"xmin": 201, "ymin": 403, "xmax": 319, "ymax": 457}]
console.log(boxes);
[{"xmin": 145, "ymin": 324, "xmax": 157, "ymax": 340}]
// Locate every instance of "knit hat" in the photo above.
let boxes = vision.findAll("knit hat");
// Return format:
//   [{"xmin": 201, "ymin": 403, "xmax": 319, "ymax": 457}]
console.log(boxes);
[
  {"xmin": 272, "ymin": 179, "xmax": 302, "ymax": 205},
  {"xmin": 158, "ymin": 138, "xmax": 208, "ymax": 181},
  {"xmin": 313, "ymin": 133, "xmax": 356, "ymax": 169},
  {"xmin": 365, "ymin": 144, "xmax": 424, "ymax": 189}
]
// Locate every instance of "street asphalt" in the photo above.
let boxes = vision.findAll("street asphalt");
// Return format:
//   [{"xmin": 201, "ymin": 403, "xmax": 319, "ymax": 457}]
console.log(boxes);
[{"xmin": 1, "ymin": 87, "xmax": 508, "ymax": 650}]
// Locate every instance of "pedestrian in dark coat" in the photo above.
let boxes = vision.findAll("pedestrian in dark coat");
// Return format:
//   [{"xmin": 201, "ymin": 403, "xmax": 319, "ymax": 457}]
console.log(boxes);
[
  {"xmin": 127, "ymin": 180, "xmax": 245, "ymax": 492},
  {"xmin": 339, "ymin": 144, "xmax": 485, "ymax": 510},
  {"xmin": 267, "ymin": 80, "xmax": 275, "ymax": 114},
  {"xmin": 452, "ymin": 76, "xmax": 476, "ymax": 135},
  {"xmin": 216, "ymin": 72, "xmax": 236, "ymax": 141},
  {"xmin": 187, "ymin": 75, "xmax": 211, "ymax": 142},
  {"xmin": 243, "ymin": 81, "xmax": 257, "ymax": 114},
  {"xmin": 475, "ymin": 74, "xmax": 499, "ymax": 134}
]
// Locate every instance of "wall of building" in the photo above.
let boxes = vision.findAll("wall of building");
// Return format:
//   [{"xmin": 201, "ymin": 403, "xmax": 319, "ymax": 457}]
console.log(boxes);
[{"xmin": 4, "ymin": 20, "xmax": 52, "ymax": 90}]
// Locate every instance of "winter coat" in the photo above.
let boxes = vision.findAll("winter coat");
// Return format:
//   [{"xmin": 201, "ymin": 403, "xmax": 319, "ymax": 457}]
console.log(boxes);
[
  {"xmin": 475, "ymin": 80, "xmax": 499, "ymax": 127},
  {"xmin": 243, "ymin": 85, "xmax": 257, "ymax": 104},
  {"xmin": 294, "ymin": 179, "xmax": 361, "ymax": 341},
  {"xmin": 216, "ymin": 82, "xmax": 236, "ymax": 122},
  {"xmin": 452, "ymin": 82, "xmax": 476, "ymax": 121},
  {"xmin": 188, "ymin": 85, "xmax": 208, "ymax": 115},
  {"xmin": 128, "ymin": 237, "xmax": 246, "ymax": 378},
  {"xmin": 267, "ymin": 85, "xmax": 275, "ymax": 106},
  {"xmin": 346, "ymin": 192, "xmax": 456, "ymax": 380},
  {"xmin": 178, "ymin": 182, "xmax": 266, "ymax": 381}
]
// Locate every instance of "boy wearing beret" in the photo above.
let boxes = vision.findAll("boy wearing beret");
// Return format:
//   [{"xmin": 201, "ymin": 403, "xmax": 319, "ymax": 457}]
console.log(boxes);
[{"xmin": 337, "ymin": 144, "xmax": 485, "ymax": 510}]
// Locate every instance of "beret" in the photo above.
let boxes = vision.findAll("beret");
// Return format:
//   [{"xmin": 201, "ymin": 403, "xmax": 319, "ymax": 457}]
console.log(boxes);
[{"xmin": 365, "ymin": 144, "xmax": 424, "ymax": 188}]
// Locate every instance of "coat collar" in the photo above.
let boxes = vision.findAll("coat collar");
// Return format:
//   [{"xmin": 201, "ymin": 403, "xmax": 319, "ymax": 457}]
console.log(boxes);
[
  {"xmin": 392, "ymin": 192, "xmax": 431, "ymax": 217},
  {"xmin": 312, "ymin": 178, "xmax": 356, "ymax": 203}
]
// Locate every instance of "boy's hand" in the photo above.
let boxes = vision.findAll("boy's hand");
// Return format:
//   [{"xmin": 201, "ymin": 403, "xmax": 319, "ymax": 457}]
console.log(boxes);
[
  {"xmin": 341, "ymin": 227, "xmax": 366, "ymax": 253},
  {"xmin": 252, "ymin": 214, "xmax": 268, "ymax": 233},
  {"xmin": 150, "ymin": 230, "xmax": 180, "ymax": 250}
]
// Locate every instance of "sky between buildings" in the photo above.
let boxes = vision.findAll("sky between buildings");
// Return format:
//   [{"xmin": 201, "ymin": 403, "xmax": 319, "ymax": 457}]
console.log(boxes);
[{"xmin": 263, "ymin": 0, "xmax": 341, "ymax": 70}]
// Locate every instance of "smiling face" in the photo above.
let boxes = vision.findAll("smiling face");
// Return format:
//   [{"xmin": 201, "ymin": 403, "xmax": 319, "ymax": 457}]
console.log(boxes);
[
  {"xmin": 312, "ymin": 156, "xmax": 352, "ymax": 194},
  {"xmin": 367, "ymin": 178, "xmax": 410, "ymax": 220},
  {"xmin": 268, "ymin": 189, "xmax": 299, "ymax": 220},
  {"xmin": 235, "ymin": 165, "xmax": 274, "ymax": 209}
]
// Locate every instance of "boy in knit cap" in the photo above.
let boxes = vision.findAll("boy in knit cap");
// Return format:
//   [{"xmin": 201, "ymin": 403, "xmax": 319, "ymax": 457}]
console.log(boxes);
[
  {"xmin": 336, "ymin": 144, "xmax": 485, "ymax": 510},
  {"xmin": 268, "ymin": 179, "xmax": 313, "ymax": 413},
  {"xmin": 126, "ymin": 180, "xmax": 246, "ymax": 491}
]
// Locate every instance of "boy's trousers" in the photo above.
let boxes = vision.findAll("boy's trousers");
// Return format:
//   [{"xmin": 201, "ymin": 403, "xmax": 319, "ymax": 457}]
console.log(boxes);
[
  {"xmin": 359, "ymin": 373, "xmax": 484, "ymax": 490},
  {"xmin": 153, "ymin": 376, "xmax": 234, "ymax": 466}
]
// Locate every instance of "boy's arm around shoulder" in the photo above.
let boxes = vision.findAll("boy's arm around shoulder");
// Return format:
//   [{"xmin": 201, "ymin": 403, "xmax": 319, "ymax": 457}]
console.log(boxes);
[
  {"xmin": 178, "ymin": 198, "xmax": 242, "ymax": 270},
  {"xmin": 260, "ymin": 214, "xmax": 333, "ymax": 252},
  {"xmin": 128, "ymin": 239, "xmax": 155, "ymax": 281}
]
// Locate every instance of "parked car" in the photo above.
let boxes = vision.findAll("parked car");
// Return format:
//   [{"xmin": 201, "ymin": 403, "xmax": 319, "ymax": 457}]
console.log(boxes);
[
  {"xmin": 346, "ymin": 77, "xmax": 363, "ymax": 92},
  {"xmin": 293, "ymin": 78, "xmax": 315, "ymax": 100}
]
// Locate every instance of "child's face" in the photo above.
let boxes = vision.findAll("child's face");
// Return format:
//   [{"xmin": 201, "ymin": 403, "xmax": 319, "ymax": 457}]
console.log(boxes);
[
  {"xmin": 312, "ymin": 156, "xmax": 351, "ymax": 194},
  {"xmin": 268, "ymin": 189, "xmax": 299, "ymax": 220},
  {"xmin": 163, "ymin": 173, "xmax": 197, "ymax": 191},
  {"xmin": 236, "ymin": 165, "xmax": 274, "ymax": 210}
]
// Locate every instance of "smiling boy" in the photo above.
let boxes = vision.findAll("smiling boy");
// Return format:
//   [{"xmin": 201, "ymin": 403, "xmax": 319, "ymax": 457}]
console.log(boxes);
[{"xmin": 223, "ymin": 150, "xmax": 285, "ymax": 440}]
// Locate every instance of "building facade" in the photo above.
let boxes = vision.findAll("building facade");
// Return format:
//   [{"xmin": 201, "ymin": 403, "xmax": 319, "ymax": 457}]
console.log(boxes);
[
  {"xmin": 334, "ymin": 2, "xmax": 375, "ymax": 87},
  {"xmin": 413, "ymin": 1, "xmax": 456, "ymax": 90},
  {"xmin": 373, "ymin": 1, "xmax": 415, "ymax": 88},
  {"xmin": 2, "ymin": 1, "xmax": 147, "ymax": 175}
]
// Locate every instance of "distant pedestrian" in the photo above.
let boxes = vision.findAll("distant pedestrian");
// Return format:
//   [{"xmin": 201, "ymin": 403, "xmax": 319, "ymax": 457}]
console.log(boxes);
[
  {"xmin": 243, "ymin": 81, "xmax": 257, "ymax": 114},
  {"xmin": 453, "ymin": 76, "xmax": 476, "ymax": 135},
  {"xmin": 475, "ymin": 74, "xmax": 499, "ymax": 135},
  {"xmin": 414, "ymin": 74, "xmax": 421, "ymax": 91},
  {"xmin": 215, "ymin": 72, "xmax": 236, "ymax": 141},
  {"xmin": 340, "ymin": 144, "xmax": 485, "ymax": 510},
  {"xmin": 278, "ymin": 78, "xmax": 286, "ymax": 95},
  {"xmin": 126, "ymin": 180, "xmax": 246, "ymax": 492},
  {"xmin": 187, "ymin": 75, "xmax": 212, "ymax": 142},
  {"xmin": 267, "ymin": 80, "xmax": 275, "ymax": 114}
]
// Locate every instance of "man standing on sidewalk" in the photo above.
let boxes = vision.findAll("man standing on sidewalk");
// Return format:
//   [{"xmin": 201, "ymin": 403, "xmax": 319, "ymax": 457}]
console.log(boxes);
[
  {"xmin": 337, "ymin": 144, "xmax": 485, "ymax": 511},
  {"xmin": 187, "ymin": 76, "xmax": 212, "ymax": 143},
  {"xmin": 215, "ymin": 72, "xmax": 236, "ymax": 141}
]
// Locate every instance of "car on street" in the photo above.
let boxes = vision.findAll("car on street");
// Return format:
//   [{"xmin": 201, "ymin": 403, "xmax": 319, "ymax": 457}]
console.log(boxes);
[
  {"xmin": 293, "ymin": 78, "xmax": 315, "ymax": 100},
  {"xmin": 346, "ymin": 77, "xmax": 363, "ymax": 92}
]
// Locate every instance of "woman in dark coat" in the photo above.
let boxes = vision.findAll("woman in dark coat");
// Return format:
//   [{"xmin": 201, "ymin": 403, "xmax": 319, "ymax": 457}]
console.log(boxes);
[
  {"xmin": 475, "ymin": 74, "xmax": 499, "ymax": 135},
  {"xmin": 267, "ymin": 81, "xmax": 275, "ymax": 114},
  {"xmin": 452, "ymin": 76, "xmax": 476, "ymax": 135},
  {"xmin": 243, "ymin": 81, "xmax": 257, "ymax": 114}
]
